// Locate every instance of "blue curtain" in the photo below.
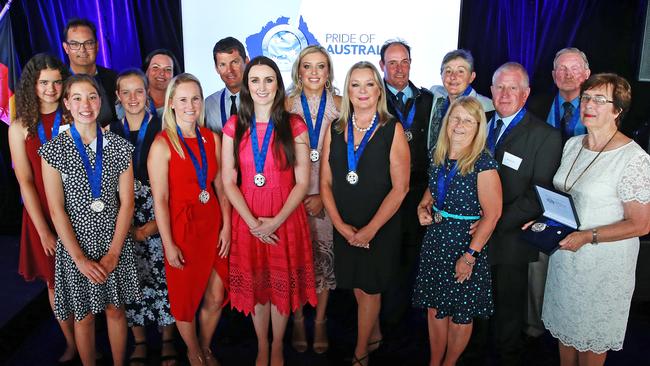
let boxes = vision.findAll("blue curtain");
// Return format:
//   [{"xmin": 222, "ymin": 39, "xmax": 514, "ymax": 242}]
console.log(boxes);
[{"xmin": 7, "ymin": 0, "xmax": 183, "ymax": 72}]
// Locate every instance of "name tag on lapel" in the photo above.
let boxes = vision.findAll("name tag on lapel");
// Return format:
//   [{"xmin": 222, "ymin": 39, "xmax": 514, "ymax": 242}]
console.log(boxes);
[{"xmin": 502, "ymin": 151, "xmax": 522, "ymax": 171}]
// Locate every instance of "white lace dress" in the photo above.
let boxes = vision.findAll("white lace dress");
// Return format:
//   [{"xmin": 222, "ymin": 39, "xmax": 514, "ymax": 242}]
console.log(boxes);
[{"xmin": 542, "ymin": 136, "xmax": 650, "ymax": 353}]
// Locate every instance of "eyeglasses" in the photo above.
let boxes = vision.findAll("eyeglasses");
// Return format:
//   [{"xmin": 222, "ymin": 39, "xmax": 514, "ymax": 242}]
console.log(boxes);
[
  {"xmin": 66, "ymin": 40, "xmax": 97, "ymax": 50},
  {"xmin": 449, "ymin": 116, "xmax": 478, "ymax": 126},
  {"xmin": 580, "ymin": 94, "xmax": 614, "ymax": 106}
]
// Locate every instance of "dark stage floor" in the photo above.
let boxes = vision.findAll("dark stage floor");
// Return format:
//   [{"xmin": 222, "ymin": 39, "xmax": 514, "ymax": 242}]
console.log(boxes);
[{"xmin": 1, "ymin": 234, "xmax": 649, "ymax": 366}]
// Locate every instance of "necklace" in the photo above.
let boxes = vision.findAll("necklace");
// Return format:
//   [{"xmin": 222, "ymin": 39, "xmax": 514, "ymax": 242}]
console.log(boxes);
[
  {"xmin": 563, "ymin": 131, "xmax": 617, "ymax": 192},
  {"xmin": 351, "ymin": 112, "xmax": 376, "ymax": 132}
]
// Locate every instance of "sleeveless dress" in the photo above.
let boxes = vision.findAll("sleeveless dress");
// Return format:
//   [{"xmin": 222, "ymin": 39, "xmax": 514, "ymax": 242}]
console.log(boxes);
[
  {"xmin": 161, "ymin": 128, "xmax": 228, "ymax": 322},
  {"xmin": 18, "ymin": 112, "xmax": 58, "ymax": 287},
  {"xmin": 412, "ymin": 151, "xmax": 498, "ymax": 324},
  {"xmin": 329, "ymin": 118, "xmax": 401, "ymax": 294},
  {"xmin": 289, "ymin": 93, "xmax": 338, "ymax": 293},
  {"xmin": 542, "ymin": 137, "xmax": 650, "ymax": 353},
  {"xmin": 38, "ymin": 130, "xmax": 140, "ymax": 321},
  {"xmin": 110, "ymin": 117, "xmax": 174, "ymax": 327},
  {"xmin": 224, "ymin": 114, "xmax": 318, "ymax": 316}
]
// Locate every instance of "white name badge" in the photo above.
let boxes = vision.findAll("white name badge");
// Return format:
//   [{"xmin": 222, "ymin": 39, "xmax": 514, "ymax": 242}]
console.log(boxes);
[
  {"xmin": 502, "ymin": 151, "xmax": 522, "ymax": 171},
  {"xmin": 58, "ymin": 124, "xmax": 71, "ymax": 133}
]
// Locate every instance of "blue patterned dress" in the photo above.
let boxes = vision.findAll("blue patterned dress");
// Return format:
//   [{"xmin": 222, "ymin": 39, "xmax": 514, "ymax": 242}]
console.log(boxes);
[{"xmin": 412, "ymin": 151, "xmax": 497, "ymax": 324}]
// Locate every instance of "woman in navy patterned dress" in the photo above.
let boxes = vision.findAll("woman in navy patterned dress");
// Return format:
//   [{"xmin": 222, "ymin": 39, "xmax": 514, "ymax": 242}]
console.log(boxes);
[{"xmin": 413, "ymin": 96, "xmax": 502, "ymax": 366}]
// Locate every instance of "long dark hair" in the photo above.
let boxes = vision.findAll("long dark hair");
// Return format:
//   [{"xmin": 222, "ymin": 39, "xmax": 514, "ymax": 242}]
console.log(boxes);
[
  {"xmin": 234, "ymin": 56, "xmax": 295, "ymax": 170},
  {"xmin": 15, "ymin": 53, "xmax": 70, "ymax": 137}
]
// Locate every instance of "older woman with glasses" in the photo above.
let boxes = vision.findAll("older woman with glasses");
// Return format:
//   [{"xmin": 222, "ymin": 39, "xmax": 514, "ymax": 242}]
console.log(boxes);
[{"xmin": 538, "ymin": 73, "xmax": 650, "ymax": 366}]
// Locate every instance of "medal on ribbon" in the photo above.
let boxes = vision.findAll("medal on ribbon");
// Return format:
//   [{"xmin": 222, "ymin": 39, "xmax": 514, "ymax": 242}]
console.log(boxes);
[
  {"xmin": 37, "ymin": 110, "xmax": 62, "ymax": 144},
  {"xmin": 70, "ymin": 123, "xmax": 104, "ymax": 212},
  {"xmin": 346, "ymin": 113, "xmax": 379, "ymax": 185},
  {"xmin": 176, "ymin": 125, "xmax": 210, "ymax": 203},
  {"xmin": 122, "ymin": 112, "xmax": 150, "ymax": 192},
  {"xmin": 389, "ymin": 95, "xmax": 416, "ymax": 142},
  {"xmin": 250, "ymin": 115, "xmax": 274, "ymax": 187},
  {"xmin": 434, "ymin": 160, "xmax": 458, "ymax": 223},
  {"xmin": 487, "ymin": 107, "xmax": 527, "ymax": 154},
  {"xmin": 301, "ymin": 91, "xmax": 327, "ymax": 162}
]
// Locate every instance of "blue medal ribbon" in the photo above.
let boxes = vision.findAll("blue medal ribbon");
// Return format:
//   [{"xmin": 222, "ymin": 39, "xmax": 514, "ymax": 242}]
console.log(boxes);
[
  {"xmin": 176, "ymin": 125, "xmax": 208, "ymax": 192},
  {"xmin": 37, "ymin": 110, "xmax": 62, "ymax": 144},
  {"xmin": 440, "ymin": 86, "xmax": 474, "ymax": 120},
  {"xmin": 389, "ymin": 96, "xmax": 416, "ymax": 131},
  {"xmin": 553, "ymin": 95, "xmax": 582, "ymax": 137},
  {"xmin": 300, "ymin": 91, "xmax": 327, "ymax": 150},
  {"xmin": 70, "ymin": 123, "xmax": 103, "ymax": 200},
  {"xmin": 346, "ymin": 113, "xmax": 379, "ymax": 176},
  {"xmin": 250, "ymin": 115, "xmax": 275, "ymax": 177},
  {"xmin": 122, "ymin": 112, "xmax": 150, "ymax": 168},
  {"xmin": 435, "ymin": 160, "xmax": 458, "ymax": 210},
  {"xmin": 487, "ymin": 107, "xmax": 527, "ymax": 153}
]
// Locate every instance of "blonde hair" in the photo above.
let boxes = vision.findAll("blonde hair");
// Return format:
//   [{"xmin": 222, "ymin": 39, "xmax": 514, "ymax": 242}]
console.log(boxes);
[
  {"xmin": 433, "ymin": 96, "xmax": 488, "ymax": 175},
  {"xmin": 161, "ymin": 73, "xmax": 205, "ymax": 159},
  {"xmin": 288, "ymin": 45, "xmax": 337, "ymax": 98},
  {"xmin": 335, "ymin": 61, "xmax": 392, "ymax": 133}
]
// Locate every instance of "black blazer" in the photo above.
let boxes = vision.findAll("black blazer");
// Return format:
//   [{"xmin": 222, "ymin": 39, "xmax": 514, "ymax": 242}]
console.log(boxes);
[
  {"xmin": 96, "ymin": 65, "xmax": 118, "ymax": 126},
  {"xmin": 487, "ymin": 111, "xmax": 562, "ymax": 265},
  {"xmin": 526, "ymin": 92, "xmax": 555, "ymax": 122},
  {"xmin": 109, "ymin": 114, "xmax": 162, "ymax": 185}
]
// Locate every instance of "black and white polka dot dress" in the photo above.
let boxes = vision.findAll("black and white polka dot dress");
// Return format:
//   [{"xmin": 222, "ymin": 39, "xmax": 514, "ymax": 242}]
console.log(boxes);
[{"xmin": 39, "ymin": 130, "xmax": 140, "ymax": 321}]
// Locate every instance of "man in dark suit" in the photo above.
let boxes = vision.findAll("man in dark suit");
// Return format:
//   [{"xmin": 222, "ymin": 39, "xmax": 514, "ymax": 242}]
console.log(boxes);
[
  {"xmin": 378, "ymin": 39, "xmax": 433, "ymax": 341},
  {"xmin": 473, "ymin": 62, "xmax": 562, "ymax": 365},
  {"xmin": 62, "ymin": 18, "xmax": 118, "ymax": 126}
]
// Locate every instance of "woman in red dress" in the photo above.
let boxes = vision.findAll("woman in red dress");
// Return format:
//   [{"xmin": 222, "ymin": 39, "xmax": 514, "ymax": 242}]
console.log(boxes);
[
  {"xmin": 149, "ymin": 73, "xmax": 230, "ymax": 366},
  {"xmin": 222, "ymin": 56, "xmax": 317, "ymax": 366},
  {"xmin": 8, "ymin": 53, "xmax": 76, "ymax": 363}
]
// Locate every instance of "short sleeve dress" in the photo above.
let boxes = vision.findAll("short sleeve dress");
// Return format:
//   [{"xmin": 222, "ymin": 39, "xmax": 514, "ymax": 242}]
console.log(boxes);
[
  {"xmin": 161, "ymin": 128, "xmax": 229, "ymax": 322},
  {"xmin": 18, "ymin": 112, "xmax": 59, "ymax": 287},
  {"xmin": 289, "ymin": 93, "xmax": 339, "ymax": 293},
  {"xmin": 542, "ymin": 137, "xmax": 650, "ymax": 353},
  {"xmin": 328, "ymin": 118, "xmax": 401, "ymax": 294},
  {"xmin": 38, "ymin": 130, "xmax": 140, "ymax": 321},
  {"xmin": 224, "ymin": 114, "xmax": 318, "ymax": 316},
  {"xmin": 412, "ymin": 151, "xmax": 498, "ymax": 324}
]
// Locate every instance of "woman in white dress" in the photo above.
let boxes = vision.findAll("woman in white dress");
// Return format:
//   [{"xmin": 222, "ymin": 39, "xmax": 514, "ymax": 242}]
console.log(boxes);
[{"xmin": 541, "ymin": 73, "xmax": 650, "ymax": 366}]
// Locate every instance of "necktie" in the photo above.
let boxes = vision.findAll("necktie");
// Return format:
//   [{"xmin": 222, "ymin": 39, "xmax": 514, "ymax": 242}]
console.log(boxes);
[
  {"xmin": 395, "ymin": 91, "xmax": 405, "ymax": 112},
  {"xmin": 489, "ymin": 119, "xmax": 504, "ymax": 153},
  {"xmin": 230, "ymin": 95, "xmax": 238, "ymax": 116},
  {"xmin": 560, "ymin": 102, "xmax": 573, "ymax": 141}
]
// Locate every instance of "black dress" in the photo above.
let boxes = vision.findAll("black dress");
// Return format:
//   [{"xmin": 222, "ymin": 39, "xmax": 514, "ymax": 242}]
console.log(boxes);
[{"xmin": 329, "ymin": 118, "xmax": 401, "ymax": 294}]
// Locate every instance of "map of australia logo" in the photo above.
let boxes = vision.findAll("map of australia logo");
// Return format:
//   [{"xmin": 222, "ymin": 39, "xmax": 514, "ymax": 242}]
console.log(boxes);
[{"xmin": 246, "ymin": 16, "xmax": 320, "ymax": 72}]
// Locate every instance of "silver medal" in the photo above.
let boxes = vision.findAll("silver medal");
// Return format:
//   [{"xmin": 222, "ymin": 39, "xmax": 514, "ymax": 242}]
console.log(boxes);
[
  {"xmin": 346, "ymin": 171, "xmax": 359, "ymax": 185},
  {"xmin": 198, "ymin": 189, "xmax": 210, "ymax": 204},
  {"xmin": 90, "ymin": 199, "xmax": 105, "ymax": 213},
  {"xmin": 434, "ymin": 211, "xmax": 443, "ymax": 224},
  {"xmin": 404, "ymin": 130, "xmax": 413, "ymax": 142},
  {"xmin": 254, "ymin": 173, "xmax": 266, "ymax": 187},
  {"xmin": 134, "ymin": 179, "xmax": 142, "ymax": 192},
  {"xmin": 310, "ymin": 149, "xmax": 320, "ymax": 162},
  {"xmin": 531, "ymin": 223, "xmax": 547, "ymax": 232}
]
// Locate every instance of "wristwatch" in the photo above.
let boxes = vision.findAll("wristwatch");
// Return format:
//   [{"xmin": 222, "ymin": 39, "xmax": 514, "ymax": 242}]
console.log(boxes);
[{"xmin": 466, "ymin": 248, "xmax": 481, "ymax": 258}]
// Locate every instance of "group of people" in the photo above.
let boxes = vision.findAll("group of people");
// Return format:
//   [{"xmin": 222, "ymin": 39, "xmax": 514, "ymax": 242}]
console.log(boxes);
[{"xmin": 8, "ymin": 16, "xmax": 650, "ymax": 366}]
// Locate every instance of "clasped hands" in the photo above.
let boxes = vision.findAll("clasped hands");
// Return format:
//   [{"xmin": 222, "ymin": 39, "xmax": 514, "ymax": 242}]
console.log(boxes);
[
  {"xmin": 250, "ymin": 217, "xmax": 280, "ymax": 245},
  {"xmin": 75, "ymin": 253, "xmax": 119, "ymax": 284},
  {"xmin": 338, "ymin": 223, "xmax": 376, "ymax": 249}
]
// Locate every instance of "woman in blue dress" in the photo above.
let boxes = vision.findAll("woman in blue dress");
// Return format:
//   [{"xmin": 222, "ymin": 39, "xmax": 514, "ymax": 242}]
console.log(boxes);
[{"xmin": 413, "ymin": 96, "xmax": 502, "ymax": 366}]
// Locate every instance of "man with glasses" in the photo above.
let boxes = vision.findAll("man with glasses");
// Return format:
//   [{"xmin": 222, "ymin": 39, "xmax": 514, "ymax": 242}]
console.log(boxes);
[
  {"xmin": 205, "ymin": 37, "xmax": 249, "ymax": 134},
  {"xmin": 428, "ymin": 49, "xmax": 494, "ymax": 150},
  {"xmin": 377, "ymin": 39, "xmax": 433, "ymax": 341},
  {"xmin": 525, "ymin": 47, "xmax": 591, "ymax": 343},
  {"xmin": 62, "ymin": 18, "xmax": 117, "ymax": 126}
]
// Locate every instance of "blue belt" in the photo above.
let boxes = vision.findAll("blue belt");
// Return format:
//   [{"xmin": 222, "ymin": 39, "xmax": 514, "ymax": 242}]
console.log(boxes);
[{"xmin": 432, "ymin": 205, "xmax": 481, "ymax": 221}]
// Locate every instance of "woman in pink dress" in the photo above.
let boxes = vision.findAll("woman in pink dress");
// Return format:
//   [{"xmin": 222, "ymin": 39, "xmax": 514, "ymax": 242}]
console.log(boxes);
[
  {"xmin": 222, "ymin": 56, "xmax": 317, "ymax": 366},
  {"xmin": 8, "ymin": 53, "xmax": 76, "ymax": 363}
]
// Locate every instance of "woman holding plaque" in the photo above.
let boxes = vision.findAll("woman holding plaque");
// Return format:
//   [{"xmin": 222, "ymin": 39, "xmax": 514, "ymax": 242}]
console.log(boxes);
[
  {"xmin": 39, "ymin": 74, "xmax": 140, "ymax": 365},
  {"xmin": 539, "ymin": 73, "xmax": 650, "ymax": 365},
  {"xmin": 412, "ymin": 96, "xmax": 501, "ymax": 366},
  {"xmin": 108, "ymin": 69, "xmax": 178, "ymax": 365},
  {"xmin": 149, "ymin": 73, "xmax": 230, "ymax": 365},
  {"xmin": 222, "ymin": 56, "xmax": 317, "ymax": 366},
  {"xmin": 285, "ymin": 45, "xmax": 341, "ymax": 354},
  {"xmin": 8, "ymin": 53, "xmax": 76, "ymax": 363},
  {"xmin": 320, "ymin": 61, "xmax": 410, "ymax": 366}
]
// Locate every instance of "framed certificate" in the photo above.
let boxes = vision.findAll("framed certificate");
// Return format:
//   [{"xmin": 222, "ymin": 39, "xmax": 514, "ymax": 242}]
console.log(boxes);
[{"xmin": 520, "ymin": 185, "xmax": 581, "ymax": 255}]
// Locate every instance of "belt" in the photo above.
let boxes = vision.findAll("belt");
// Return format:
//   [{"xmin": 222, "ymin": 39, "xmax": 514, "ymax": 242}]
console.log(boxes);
[{"xmin": 432, "ymin": 205, "xmax": 481, "ymax": 221}]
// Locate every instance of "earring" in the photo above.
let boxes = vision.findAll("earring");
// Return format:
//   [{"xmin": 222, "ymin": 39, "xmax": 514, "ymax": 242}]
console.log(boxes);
[
  {"xmin": 298, "ymin": 79, "xmax": 303, "ymax": 89},
  {"xmin": 325, "ymin": 80, "xmax": 331, "ymax": 89}
]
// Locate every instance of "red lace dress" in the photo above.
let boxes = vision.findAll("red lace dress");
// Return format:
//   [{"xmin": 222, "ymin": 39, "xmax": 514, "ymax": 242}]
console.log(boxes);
[
  {"xmin": 161, "ymin": 128, "xmax": 228, "ymax": 321},
  {"xmin": 18, "ymin": 112, "xmax": 58, "ymax": 287},
  {"xmin": 224, "ymin": 115, "xmax": 317, "ymax": 315}
]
